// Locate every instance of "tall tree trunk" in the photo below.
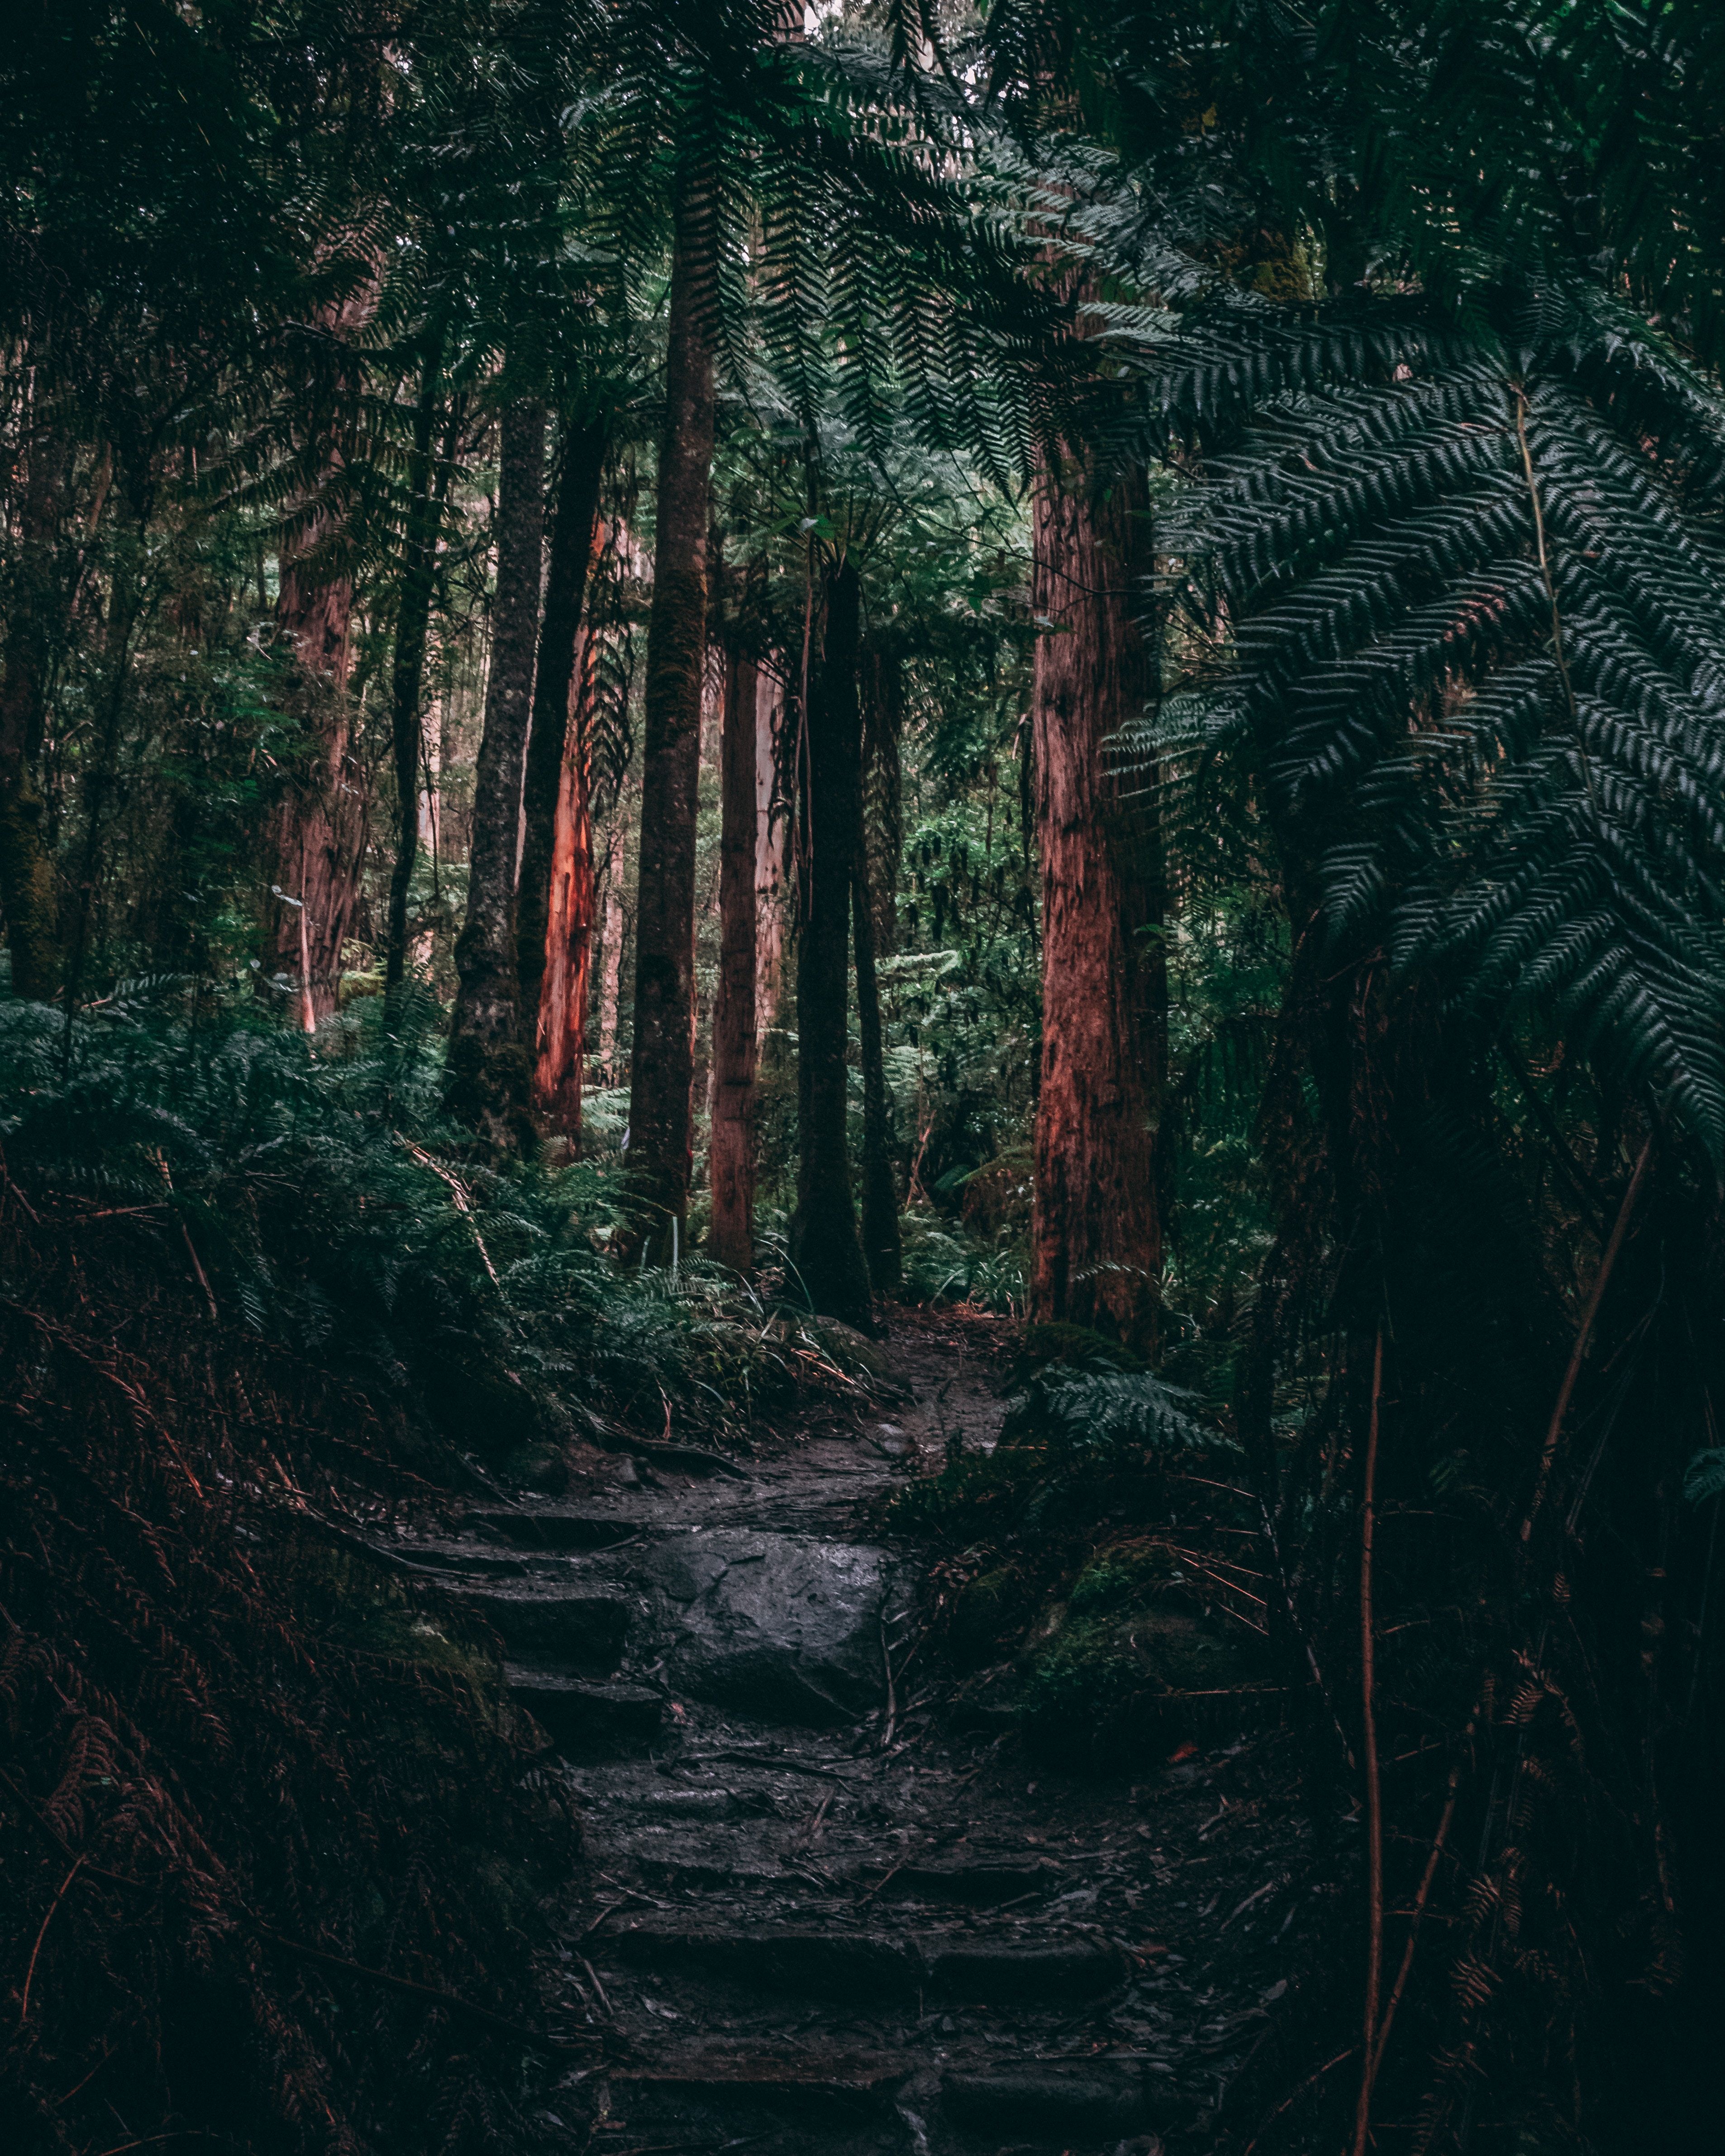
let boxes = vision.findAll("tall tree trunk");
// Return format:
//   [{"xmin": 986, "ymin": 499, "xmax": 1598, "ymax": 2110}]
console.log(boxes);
[
  {"xmin": 444, "ymin": 398, "xmax": 547, "ymax": 1148},
  {"xmin": 0, "ymin": 428, "xmax": 62, "ymax": 1001},
  {"xmin": 708, "ymin": 638, "xmax": 759, "ymax": 1272},
  {"xmin": 789, "ymin": 560, "xmax": 873, "ymax": 1324},
  {"xmin": 597, "ymin": 781, "xmax": 631, "ymax": 1085},
  {"xmin": 268, "ymin": 506, "xmax": 365, "ymax": 1026},
  {"xmin": 266, "ymin": 287, "xmax": 375, "ymax": 1026},
  {"xmin": 1029, "ymin": 452, "xmax": 1163, "ymax": 1350},
  {"xmin": 517, "ymin": 416, "xmax": 607, "ymax": 1057},
  {"xmin": 383, "ymin": 368, "xmax": 454, "ymax": 1013},
  {"xmin": 619, "ymin": 181, "xmax": 716, "ymax": 1263},
  {"xmin": 853, "ymin": 846, "xmax": 901, "ymax": 1294},
  {"xmin": 533, "ymin": 627, "xmax": 599, "ymax": 1133},
  {"xmin": 754, "ymin": 662, "xmax": 788, "ymax": 1039}
]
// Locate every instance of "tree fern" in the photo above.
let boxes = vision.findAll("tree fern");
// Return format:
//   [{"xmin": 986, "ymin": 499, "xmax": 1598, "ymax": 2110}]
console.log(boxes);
[{"xmin": 1143, "ymin": 285, "xmax": 1725, "ymax": 1157}]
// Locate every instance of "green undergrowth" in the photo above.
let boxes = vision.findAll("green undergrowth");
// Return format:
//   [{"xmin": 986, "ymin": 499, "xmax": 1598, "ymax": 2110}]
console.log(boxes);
[
  {"xmin": 0, "ymin": 988, "xmax": 847, "ymax": 1462},
  {"xmin": 892, "ymin": 1330, "xmax": 1274, "ymax": 1766}
]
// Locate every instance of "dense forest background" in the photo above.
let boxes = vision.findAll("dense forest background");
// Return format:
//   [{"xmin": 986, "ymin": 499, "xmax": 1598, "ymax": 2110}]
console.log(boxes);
[{"xmin": 7, "ymin": 4, "xmax": 1725, "ymax": 2153}]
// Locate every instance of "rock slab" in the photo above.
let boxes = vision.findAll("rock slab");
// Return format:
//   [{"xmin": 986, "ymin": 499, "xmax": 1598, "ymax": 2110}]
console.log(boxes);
[{"xmin": 644, "ymin": 1531, "xmax": 895, "ymax": 1725}]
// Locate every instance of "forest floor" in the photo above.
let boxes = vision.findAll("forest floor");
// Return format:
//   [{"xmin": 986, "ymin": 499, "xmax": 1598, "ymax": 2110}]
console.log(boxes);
[{"xmin": 392, "ymin": 1310, "xmax": 1339, "ymax": 2156}]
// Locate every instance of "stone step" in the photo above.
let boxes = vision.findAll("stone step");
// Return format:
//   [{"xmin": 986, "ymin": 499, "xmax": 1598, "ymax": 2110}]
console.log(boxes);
[
  {"xmin": 874, "ymin": 1858, "xmax": 1057, "ymax": 1906},
  {"xmin": 450, "ymin": 1583, "xmax": 630, "ymax": 1671},
  {"xmin": 606, "ymin": 1920, "xmax": 1125, "ymax": 2006},
  {"xmin": 608, "ymin": 2046, "xmax": 916, "ymax": 2151},
  {"xmin": 390, "ymin": 1538, "xmax": 536, "ymax": 1578},
  {"xmin": 508, "ymin": 1669, "xmax": 662, "ymax": 1753},
  {"xmin": 466, "ymin": 1506, "xmax": 645, "ymax": 1552},
  {"xmin": 939, "ymin": 2061, "xmax": 1176, "ymax": 2139}
]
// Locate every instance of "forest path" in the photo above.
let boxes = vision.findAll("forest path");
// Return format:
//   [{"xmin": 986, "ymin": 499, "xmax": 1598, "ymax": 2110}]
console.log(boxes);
[{"xmin": 411, "ymin": 1312, "xmax": 1315, "ymax": 2155}]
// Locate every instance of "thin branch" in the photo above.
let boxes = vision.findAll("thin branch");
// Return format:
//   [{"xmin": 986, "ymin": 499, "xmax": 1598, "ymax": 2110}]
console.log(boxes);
[{"xmin": 1352, "ymin": 1328, "xmax": 1386, "ymax": 2156}]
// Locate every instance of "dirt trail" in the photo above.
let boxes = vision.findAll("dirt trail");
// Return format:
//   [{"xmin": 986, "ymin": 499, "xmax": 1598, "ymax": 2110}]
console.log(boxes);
[{"xmin": 403, "ymin": 1313, "xmax": 1324, "ymax": 2156}]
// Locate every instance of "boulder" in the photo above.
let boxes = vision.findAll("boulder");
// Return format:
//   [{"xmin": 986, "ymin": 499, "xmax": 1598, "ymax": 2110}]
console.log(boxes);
[{"xmin": 643, "ymin": 1531, "xmax": 895, "ymax": 1725}]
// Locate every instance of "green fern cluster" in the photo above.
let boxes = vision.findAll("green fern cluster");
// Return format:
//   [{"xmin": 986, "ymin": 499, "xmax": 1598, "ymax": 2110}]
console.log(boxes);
[{"xmin": 1145, "ymin": 286, "xmax": 1725, "ymax": 1155}]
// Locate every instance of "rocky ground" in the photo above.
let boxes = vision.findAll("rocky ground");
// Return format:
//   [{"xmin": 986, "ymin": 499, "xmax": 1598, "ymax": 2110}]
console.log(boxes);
[{"xmin": 394, "ymin": 1311, "xmax": 1344, "ymax": 2156}]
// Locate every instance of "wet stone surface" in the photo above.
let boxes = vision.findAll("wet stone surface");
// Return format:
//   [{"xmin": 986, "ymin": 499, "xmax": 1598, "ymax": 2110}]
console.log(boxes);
[{"xmin": 393, "ymin": 1309, "xmax": 1331, "ymax": 2155}]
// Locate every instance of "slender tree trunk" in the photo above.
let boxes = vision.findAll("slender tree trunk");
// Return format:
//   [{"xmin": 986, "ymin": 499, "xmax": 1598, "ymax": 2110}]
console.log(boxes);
[
  {"xmin": 266, "ymin": 288, "xmax": 375, "ymax": 1024},
  {"xmin": 708, "ymin": 639, "xmax": 759, "ymax": 1272},
  {"xmin": 619, "ymin": 181, "xmax": 716, "ymax": 1262},
  {"xmin": 853, "ymin": 844, "xmax": 901, "ymax": 1293},
  {"xmin": 597, "ymin": 782, "xmax": 631, "ymax": 1085},
  {"xmin": 789, "ymin": 560, "xmax": 873, "ymax": 1324},
  {"xmin": 1029, "ymin": 452, "xmax": 1163, "ymax": 1350},
  {"xmin": 533, "ymin": 627, "xmax": 599, "ymax": 1133},
  {"xmin": 0, "ymin": 429, "xmax": 62, "ymax": 1000},
  {"xmin": 754, "ymin": 660, "xmax": 788, "ymax": 1039},
  {"xmin": 444, "ymin": 398, "xmax": 547, "ymax": 1148},
  {"xmin": 383, "ymin": 367, "xmax": 453, "ymax": 1012},
  {"xmin": 517, "ymin": 416, "xmax": 607, "ymax": 1047}
]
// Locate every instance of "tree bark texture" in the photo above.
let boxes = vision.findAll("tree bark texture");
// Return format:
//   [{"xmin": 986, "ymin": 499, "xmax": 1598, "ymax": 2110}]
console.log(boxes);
[
  {"xmin": 516, "ymin": 416, "xmax": 607, "ymax": 1049},
  {"xmin": 597, "ymin": 782, "xmax": 631, "ymax": 1085},
  {"xmin": 532, "ymin": 624, "xmax": 600, "ymax": 1133},
  {"xmin": 383, "ymin": 372, "xmax": 452, "ymax": 1009},
  {"xmin": 444, "ymin": 398, "xmax": 547, "ymax": 1147},
  {"xmin": 620, "ymin": 184, "xmax": 716, "ymax": 1262},
  {"xmin": 788, "ymin": 560, "xmax": 873, "ymax": 1324},
  {"xmin": 754, "ymin": 661, "xmax": 789, "ymax": 1041},
  {"xmin": 853, "ymin": 844, "xmax": 902, "ymax": 1293},
  {"xmin": 0, "ymin": 429, "xmax": 62, "ymax": 1000},
  {"xmin": 708, "ymin": 641, "xmax": 759, "ymax": 1272},
  {"xmin": 1029, "ymin": 452, "xmax": 1164, "ymax": 1349},
  {"xmin": 268, "ymin": 510, "xmax": 366, "ymax": 1024}
]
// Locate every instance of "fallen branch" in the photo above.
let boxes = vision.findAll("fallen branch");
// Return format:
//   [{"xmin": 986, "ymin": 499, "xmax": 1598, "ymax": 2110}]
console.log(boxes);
[{"xmin": 1353, "ymin": 1328, "xmax": 1385, "ymax": 2156}]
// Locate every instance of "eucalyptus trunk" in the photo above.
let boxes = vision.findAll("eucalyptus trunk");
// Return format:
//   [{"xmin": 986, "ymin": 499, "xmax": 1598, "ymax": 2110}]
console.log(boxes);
[
  {"xmin": 789, "ymin": 560, "xmax": 873, "ymax": 1324},
  {"xmin": 533, "ymin": 630, "xmax": 598, "ymax": 1134},
  {"xmin": 382, "ymin": 368, "xmax": 452, "ymax": 1012},
  {"xmin": 708, "ymin": 639, "xmax": 760, "ymax": 1273},
  {"xmin": 444, "ymin": 398, "xmax": 547, "ymax": 1148},
  {"xmin": 0, "ymin": 429, "xmax": 62, "ymax": 1001},
  {"xmin": 853, "ymin": 845, "xmax": 901, "ymax": 1293},
  {"xmin": 516, "ymin": 416, "xmax": 607, "ymax": 1059},
  {"xmin": 1029, "ymin": 453, "xmax": 1164, "ymax": 1350},
  {"xmin": 619, "ymin": 183, "xmax": 716, "ymax": 1262}
]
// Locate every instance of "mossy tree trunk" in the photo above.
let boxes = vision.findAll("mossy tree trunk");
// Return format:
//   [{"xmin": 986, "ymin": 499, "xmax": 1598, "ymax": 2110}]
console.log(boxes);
[
  {"xmin": 619, "ymin": 180, "xmax": 716, "ymax": 1262},
  {"xmin": 853, "ymin": 844, "xmax": 901, "ymax": 1294},
  {"xmin": 516, "ymin": 413, "xmax": 608, "ymax": 1087},
  {"xmin": 1029, "ymin": 452, "xmax": 1164, "ymax": 1351},
  {"xmin": 709, "ymin": 635, "xmax": 760, "ymax": 1273},
  {"xmin": 789, "ymin": 558, "xmax": 873, "ymax": 1324},
  {"xmin": 444, "ymin": 397, "xmax": 547, "ymax": 1149}
]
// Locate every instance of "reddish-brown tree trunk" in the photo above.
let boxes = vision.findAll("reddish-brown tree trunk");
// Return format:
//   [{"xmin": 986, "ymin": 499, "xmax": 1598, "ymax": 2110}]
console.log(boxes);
[
  {"xmin": 444, "ymin": 398, "xmax": 548, "ymax": 1147},
  {"xmin": 754, "ymin": 662, "xmax": 788, "ymax": 1039},
  {"xmin": 620, "ymin": 178, "xmax": 716, "ymax": 1263},
  {"xmin": 267, "ymin": 293, "xmax": 373, "ymax": 1026},
  {"xmin": 268, "ymin": 525, "xmax": 365, "ymax": 1026},
  {"xmin": 1029, "ymin": 452, "xmax": 1163, "ymax": 1349},
  {"xmin": 518, "ymin": 417, "xmax": 607, "ymax": 1064},
  {"xmin": 708, "ymin": 640, "xmax": 759, "ymax": 1272},
  {"xmin": 533, "ymin": 624, "xmax": 600, "ymax": 1133}
]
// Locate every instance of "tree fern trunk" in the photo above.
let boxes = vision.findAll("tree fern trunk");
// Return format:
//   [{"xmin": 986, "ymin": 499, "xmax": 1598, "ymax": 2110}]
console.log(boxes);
[
  {"xmin": 789, "ymin": 559, "xmax": 873, "ymax": 1324},
  {"xmin": 619, "ymin": 181, "xmax": 716, "ymax": 1262},
  {"xmin": 516, "ymin": 416, "xmax": 607, "ymax": 1054},
  {"xmin": 444, "ymin": 397, "xmax": 547, "ymax": 1149},
  {"xmin": 1029, "ymin": 451, "xmax": 1163, "ymax": 1350},
  {"xmin": 708, "ymin": 638, "xmax": 759, "ymax": 1272}
]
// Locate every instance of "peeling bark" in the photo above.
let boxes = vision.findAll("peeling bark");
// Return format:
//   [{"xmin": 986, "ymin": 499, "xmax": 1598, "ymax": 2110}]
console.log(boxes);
[{"xmin": 1029, "ymin": 452, "xmax": 1163, "ymax": 1349}]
